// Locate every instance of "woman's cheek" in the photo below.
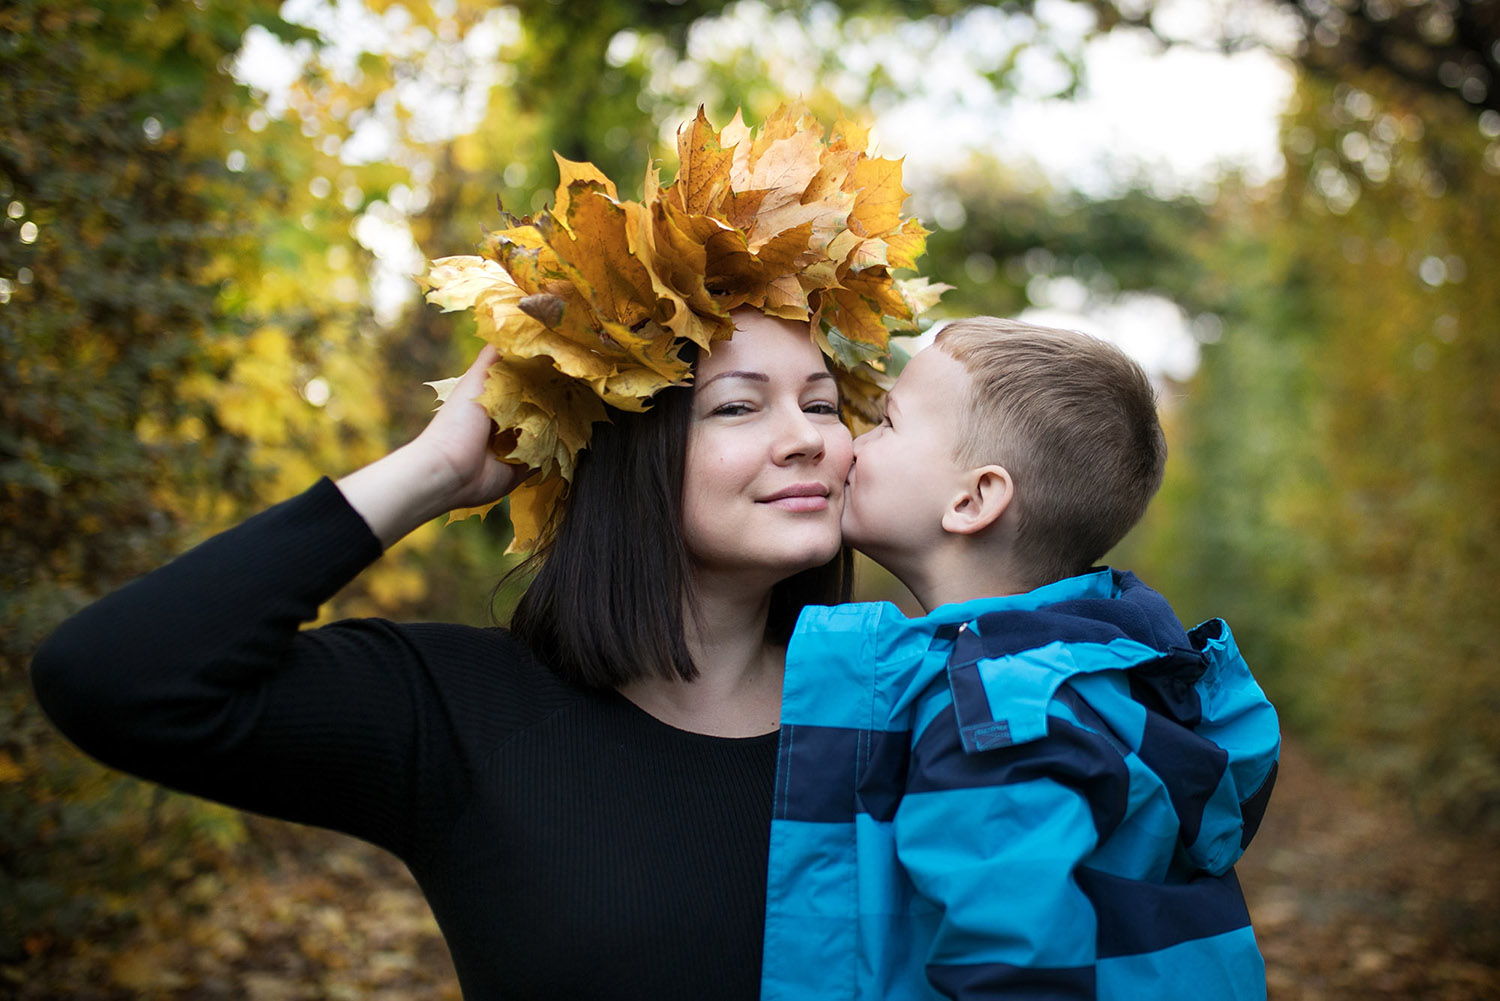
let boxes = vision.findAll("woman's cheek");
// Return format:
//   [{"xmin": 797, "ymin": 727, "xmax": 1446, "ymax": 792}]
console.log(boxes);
[{"xmin": 829, "ymin": 425, "xmax": 854, "ymax": 475}]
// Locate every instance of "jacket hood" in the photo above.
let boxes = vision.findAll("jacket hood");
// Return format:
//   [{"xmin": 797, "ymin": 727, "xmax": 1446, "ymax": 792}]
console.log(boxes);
[{"xmin": 942, "ymin": 569, "xmax": 1280, "ymax": 875}]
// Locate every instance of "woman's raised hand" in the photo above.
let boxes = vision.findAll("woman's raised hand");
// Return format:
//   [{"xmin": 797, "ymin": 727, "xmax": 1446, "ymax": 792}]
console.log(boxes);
[
  {"xmin": 337, "ymin": 346, "xmax": 530, "ymax": 548},
  {"xmin": 413, "ymin": 345, "xmax": 531, "ymax": 510}
]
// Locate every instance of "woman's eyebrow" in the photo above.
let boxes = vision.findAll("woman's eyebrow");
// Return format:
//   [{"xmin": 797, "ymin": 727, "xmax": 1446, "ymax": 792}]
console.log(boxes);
[
  {"xmin": 697, "ymin": 370, "xmax": 836, "ymax": 389},
  {"xmin": 698, "ymin": 370, "xmax": 769, "ymax": 389}
]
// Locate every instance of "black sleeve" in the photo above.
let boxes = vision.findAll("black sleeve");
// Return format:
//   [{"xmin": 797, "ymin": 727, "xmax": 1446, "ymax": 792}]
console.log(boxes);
[{"xmin": 30, "ymin": 478, "xmax": 490, "ymax": 858}]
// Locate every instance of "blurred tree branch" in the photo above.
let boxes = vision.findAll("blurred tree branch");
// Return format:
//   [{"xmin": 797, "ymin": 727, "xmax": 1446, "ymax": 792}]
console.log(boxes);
[{"xmin": 1078, "ymin": 0, "xmax": 1500, "ymax": 117}]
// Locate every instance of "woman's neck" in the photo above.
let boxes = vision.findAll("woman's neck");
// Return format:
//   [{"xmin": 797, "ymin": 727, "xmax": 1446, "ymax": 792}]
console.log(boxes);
[{"xmin": 617, "ymin": 571, "xmax": 783, "ymax": 737}]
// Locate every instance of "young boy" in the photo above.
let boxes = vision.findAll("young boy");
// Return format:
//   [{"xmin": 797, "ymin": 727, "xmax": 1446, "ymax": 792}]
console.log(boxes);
[{"xmin": 760, "ymin": 317, "xmax": 1281, "ymax": 1000}]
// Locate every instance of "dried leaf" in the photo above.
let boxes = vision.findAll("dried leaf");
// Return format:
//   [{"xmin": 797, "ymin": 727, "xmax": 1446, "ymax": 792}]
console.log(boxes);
[
  {"xmin": 552, "ymin": 154, "xmax": 617, "ymax": 222},
  {"xmin": 420, "ymin": 256, "xmax": 513, "ymax": 312},
  {"xmin": 896, "ymin": 276, "xmax": 953, "ymax": 316},
  {"xmin": 518, "ymin": 292, "xmax": 566, "ymax": 328},
  {"xmin": 885, "ymin": 218, "xmax": 930, "ymax": 272},
  {"xmin": 673, "ymin": 107, "xmax": 733, "ymax": 215},
  {"xmin": 504, "ymin": 474, "xmax": 568, "ymax": 554},
  {"xmin": 848, "ymin": 156, "xmax": 907, "ymax": 237}
]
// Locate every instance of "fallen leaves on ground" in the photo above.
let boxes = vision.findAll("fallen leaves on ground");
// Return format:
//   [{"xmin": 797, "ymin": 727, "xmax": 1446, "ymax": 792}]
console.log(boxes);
[
  {"xmin": 1237, "ymin": 737, "xmax": 1500, "ymax": 1000},
  {"xmin": 5, "ymin": 819, "xmax": 458, "ymax": 1001},
  {"xmin": 6, "ymin": 735, "xmax": 1497, "ymax": 1000}
]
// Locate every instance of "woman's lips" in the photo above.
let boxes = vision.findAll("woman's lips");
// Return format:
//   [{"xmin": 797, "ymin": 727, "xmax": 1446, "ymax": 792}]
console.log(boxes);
[{"xmin": 760, "ymin": 484, "xmax": 831, "ymax": 512}]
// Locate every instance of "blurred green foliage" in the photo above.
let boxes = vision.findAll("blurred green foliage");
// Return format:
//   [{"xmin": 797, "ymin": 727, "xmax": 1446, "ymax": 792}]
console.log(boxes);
[
  {"xmin": 1131, "ymin": 72, "xmax": 1500, "ymax": 831},
  {"xmin": 0, "ymin": 0, "xmax": 294, "ymax": 964},
  {"xmin": 4, "ymin": 0, "xmax": 1499, "ymax": 990}
]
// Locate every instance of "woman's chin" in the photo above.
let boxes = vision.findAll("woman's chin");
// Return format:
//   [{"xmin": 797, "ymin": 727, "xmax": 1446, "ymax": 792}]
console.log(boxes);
[{"xmin": 691, "ymin": 534, "xmax": 842, "ymax": 584}]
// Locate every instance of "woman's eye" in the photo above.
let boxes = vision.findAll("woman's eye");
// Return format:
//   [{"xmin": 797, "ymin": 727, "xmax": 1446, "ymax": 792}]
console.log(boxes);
[
  {"xmin": 712, "ymin": 402, "xmax": 754, "ymax": 417},
  {"xmin": 805, "ymin": 400, "xmax": 840, "ymax": 416}
]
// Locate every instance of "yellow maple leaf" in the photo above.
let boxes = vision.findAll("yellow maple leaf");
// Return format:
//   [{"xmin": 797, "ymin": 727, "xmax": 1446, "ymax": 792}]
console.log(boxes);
[
  {"xmin": 673, "ymin": 107, "xmax": 734, "ymax": 215},
  {"xmin": 504, "ymin": 474, "xmax": 569, "ymax": 554},
  {"xmin": 543, "ymin": 186, "xmax": 660, "ymax": 334},
  {"xmin": 763, "ymin": 273, "xmax": 811, "ymax": 318},
  {"xmin": 552, "ymin": 154, "xmax": 617, "ymax": 224},
  {"xmin": 717, "ymin": 108, "xmax": 753, "ymax": 166},
  {"xmin": 476, "ymin": 357, "xmax": 607, "ymax": 480},
  {"xmin": 420, "ymin": 256, "xmax": 512, "ymax": 312},
  {"xmin": 734, "ymin": 129, "xmax": 826, "ymax": 213},
  {"xmin": 834, "ymin": 361, "xmax": 892, "ymax": 435},
  {"xmin": 600, "ymin": 364, "xmax": 682, "ymax": 411},
  {"xmin": 424, "ymin": 255, "xmax": 628, "ymax": 397},
  {"xmin": 848, "ymin": 156, "xmax": 908, "ymax": 237},
  {"xmin": 884, "ymin": 218, "xmax": 930, "ymax": 272},
  {"xmin": 473, "ymin": 293, "xmax": 612, "ymax": 387},
  {"xmin": 831, "ymin": 113, "xmax": 871, "ymax": 153},
  {"xmin": 630, "ymin": 200, "xmax": 727, "ymax": 350},
  {"xmin": 896, "ymin": 276, "xmax": 953, "ymax": 316}
]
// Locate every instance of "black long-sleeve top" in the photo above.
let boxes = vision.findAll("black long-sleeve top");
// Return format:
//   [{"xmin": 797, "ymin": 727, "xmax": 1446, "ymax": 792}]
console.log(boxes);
[{"xmin": 31, "ymin": 479, "xmax": 778, "ymax": 1000}]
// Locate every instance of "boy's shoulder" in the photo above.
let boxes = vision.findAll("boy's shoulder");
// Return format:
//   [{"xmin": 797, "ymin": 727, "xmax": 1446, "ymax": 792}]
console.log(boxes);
[{"xmin": 937, "ymin": 569, "xmax": 1274, "ymax": 752}]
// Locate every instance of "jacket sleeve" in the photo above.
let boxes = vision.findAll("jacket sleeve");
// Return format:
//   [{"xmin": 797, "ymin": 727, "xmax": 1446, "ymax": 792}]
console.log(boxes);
[
  {"xmin": 895, "ymin": 704, "xmax": 1121, "ymax": 999},
  {"xmin": 29, "ymin": 478, "xmax": 444, "ymax": 857}
]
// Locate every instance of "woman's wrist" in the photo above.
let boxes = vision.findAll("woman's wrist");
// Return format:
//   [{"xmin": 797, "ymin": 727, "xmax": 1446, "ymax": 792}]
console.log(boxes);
[{"xmin": 335, "ymin": 442, "xmax": 462, "ymax": 549}]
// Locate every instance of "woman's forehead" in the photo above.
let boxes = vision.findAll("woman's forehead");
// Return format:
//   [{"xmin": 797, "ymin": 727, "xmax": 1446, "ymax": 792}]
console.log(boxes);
[{"xmin": 698, "ymin": 313, "xmax": 825, "ymax": 379}]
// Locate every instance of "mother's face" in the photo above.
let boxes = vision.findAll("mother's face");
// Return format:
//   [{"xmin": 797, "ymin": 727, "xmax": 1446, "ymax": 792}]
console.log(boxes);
[{"xmin": 681, "ymin": 310, "xmax": 854, "ymax": 585}]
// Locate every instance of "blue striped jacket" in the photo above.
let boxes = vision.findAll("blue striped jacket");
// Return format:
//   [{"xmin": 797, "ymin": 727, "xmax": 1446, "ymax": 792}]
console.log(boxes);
[{"xmin": 761, "ymin": 569, "xmax": 1280, "ymax": 1000}]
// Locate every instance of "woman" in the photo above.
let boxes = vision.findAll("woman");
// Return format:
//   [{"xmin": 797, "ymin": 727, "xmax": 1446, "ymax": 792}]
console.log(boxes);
[{"xmin": 32, "ymin": 106, "xmax": 940, "ymax": 1000}]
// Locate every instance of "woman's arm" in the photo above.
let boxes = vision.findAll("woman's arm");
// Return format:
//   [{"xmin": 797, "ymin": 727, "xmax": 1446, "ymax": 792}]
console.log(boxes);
[{"xmin": 30, "ymin": 346, "xmax": 530, "ymax": 854}]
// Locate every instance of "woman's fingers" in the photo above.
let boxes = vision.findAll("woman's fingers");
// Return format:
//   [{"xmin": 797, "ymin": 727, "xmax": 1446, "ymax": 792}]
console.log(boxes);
[{"xmin": 439, "ymin": 344, "xmax": 498, "ymax": 422}]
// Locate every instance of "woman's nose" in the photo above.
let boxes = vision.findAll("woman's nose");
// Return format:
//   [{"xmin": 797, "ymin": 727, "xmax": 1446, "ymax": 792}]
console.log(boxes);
[{"xmin": 774, "ymin": 409, "xmax": 827, "ymax": 464}]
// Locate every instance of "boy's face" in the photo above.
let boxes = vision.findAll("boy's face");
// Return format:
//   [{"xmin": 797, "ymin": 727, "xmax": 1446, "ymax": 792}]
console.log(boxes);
[{"xmin": 841, "ymin": 342, "xmax": 973, "ymax": 569}]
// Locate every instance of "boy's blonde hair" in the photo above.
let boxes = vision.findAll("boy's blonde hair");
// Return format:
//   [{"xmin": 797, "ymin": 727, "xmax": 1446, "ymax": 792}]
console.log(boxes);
[{"xmin": 934, "ymin": 317, "xmax": 1167, "ymax": 586}]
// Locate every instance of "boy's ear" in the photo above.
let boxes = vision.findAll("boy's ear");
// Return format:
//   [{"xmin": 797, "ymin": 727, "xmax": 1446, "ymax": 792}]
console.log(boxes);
[{"xmin": 941, "ymin": 465, "xmax": 1014, "ymax": 536}]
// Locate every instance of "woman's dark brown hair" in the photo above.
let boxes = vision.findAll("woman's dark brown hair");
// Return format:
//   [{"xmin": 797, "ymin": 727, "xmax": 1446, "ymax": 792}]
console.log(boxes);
[{"xmin": 503, "ymin": 371, "xmax": 852, "ymax": 689}]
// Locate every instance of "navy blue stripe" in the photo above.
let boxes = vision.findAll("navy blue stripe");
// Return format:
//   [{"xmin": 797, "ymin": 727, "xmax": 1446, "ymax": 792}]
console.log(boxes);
[
  {"xmin": 909, "ymin": 705, "xmax": 1129, "ymax": 841},
  {"xmin": 1186, "ymin": 616, "xmax": 1226, "ymax": 649},
  {"xmin": 1106, "ymin": 569, "xmax": 1197, "ymax": 652},
  {"xmin": 956, "ymin": 610, "xmax": 1128, "ymax": 663},
  {"xmin": 774, "ymin": 724, "xmax": 910, "ymax": 823},
  {"xmin": 927, "ymin": 959, "xmax": 1094, "ymax": 999},
  {"xmin": 1127, "ymin": 650, "xmax": 1208, "ymax": 727},
  {"xmin": 1134, "ymin": 709, "xmax": 1228, "ymax": 849},
  {"xmin": 956, "ymin": 572, "xmax": 1192, "ymax": 666},
  {"xmin": 1238, "ymin": 759, "xmax": 1277, "ymax": 849},
  {"xmin": 773, "ymin": 716, "xmax": 795, "ymax": 822},
  {"xmin": 947, "ymin": 659, "xmax": 1005, "ymax": 751},
  {"xmin": 1075, "ymin": 865, "xmax": 1252, "ymax": 958},
  {"xmin": 1052, "ymin": 685, "xmax": 1131, "ymax": 756},
  {"xmin": 857, "ymin": 726, "xmax": 910, "ymax": 823},
  {"xmin": 776, "ymin": 723, "xmax": 857, "ymax": 822}
]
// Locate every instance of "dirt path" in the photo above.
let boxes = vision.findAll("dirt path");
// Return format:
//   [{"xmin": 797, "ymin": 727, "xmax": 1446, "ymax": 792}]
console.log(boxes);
[
  {"xmin": 10, "ymin": 735, "xmax": 1498, "ymax": 999},
  {"xmin": 1237, "ymin": 738, "xmax": 1500, "ymax": 1000}
]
